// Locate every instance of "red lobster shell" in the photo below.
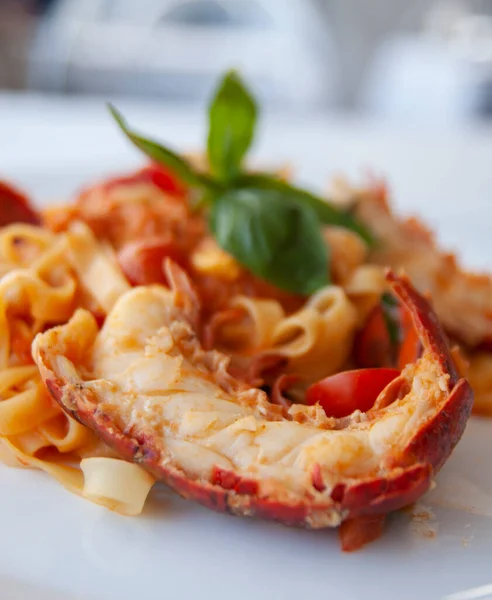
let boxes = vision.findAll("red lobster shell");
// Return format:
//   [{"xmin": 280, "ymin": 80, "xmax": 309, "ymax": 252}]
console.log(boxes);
[{"xmin": 33, "ymin": 267, "xmax": 473, "ymax": 550}]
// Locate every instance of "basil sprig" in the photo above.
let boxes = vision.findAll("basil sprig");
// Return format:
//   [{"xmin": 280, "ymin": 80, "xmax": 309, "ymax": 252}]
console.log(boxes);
[
  {"xmin": 381, "ymin": 292, "xmax": 400, "ymax": 346},
  {"xmin": 235, "ymin": 173, "xmax": 374, "ymax": 245},
  {"xmin": 108, "ymin": 105, "xmax": 219, "ymax": 192},
  {"xmin": 210, "ymin": 189, "xmax": 329, "ymax": 294},
  {"xmin": 109, "ymin": 70, "xmax": 374, "ymax": 295},
  {"xmin": 207, "ymin": 71, "xmax": 257, "ymax": 181}
]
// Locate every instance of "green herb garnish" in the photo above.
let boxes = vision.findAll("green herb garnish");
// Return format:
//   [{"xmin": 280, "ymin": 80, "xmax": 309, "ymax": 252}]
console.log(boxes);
[
  {"xmin": 209, "ymin": 188, "xmax": 329, "ymax": 295},
  {"xmin": 207, "ymin": 71, "xmax": 257, "ymax": 182},
  {"xmin": 109, "ymin": 70, "xmax": 374, "ymax": 295},
  {"xmin": 381, "ymin": 292, "xmax": 400, "ymax": 346}
]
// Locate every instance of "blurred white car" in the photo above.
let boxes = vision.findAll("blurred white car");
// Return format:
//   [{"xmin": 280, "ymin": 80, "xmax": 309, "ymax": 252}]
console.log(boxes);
[{"xmin": 28, "ymin": 0, "xmax": 339, "ymax": 110}]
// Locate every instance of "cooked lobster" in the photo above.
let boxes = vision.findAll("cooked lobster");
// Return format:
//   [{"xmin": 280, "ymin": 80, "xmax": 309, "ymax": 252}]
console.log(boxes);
[{"xmin": 32, "ymin": 262, "xmax": 472, "ymax": 551}]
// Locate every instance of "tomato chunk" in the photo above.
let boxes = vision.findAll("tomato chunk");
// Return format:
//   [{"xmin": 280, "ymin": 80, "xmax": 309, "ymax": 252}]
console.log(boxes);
[
  {"xmin": 104, "ymin": 163, "xmax": 186, "ymax": 197},
  {"xmin": 305, "ymin": 368, "xmax": 401, "ymax": 418},
  {"xmin": 355, "ymin": 294, "xmax": 422, "ymax": 370},
  {"xmin": 398, "ymin": 305, "xmax": 421, "ymax": 369},
  {"xmin": 0, "ymin": 181, "xmax": 40, "ymax": 227},
  {"xmin": 354, "ymin": 305, "xmax": 393, "ymax": 368},
  {"xmin": 117, "ymin": 237, "xmax": 187, "ymax": 286}
]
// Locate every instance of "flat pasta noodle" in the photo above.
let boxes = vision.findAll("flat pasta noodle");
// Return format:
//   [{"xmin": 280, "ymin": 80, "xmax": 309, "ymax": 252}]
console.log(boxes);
[
  {"xmin": 284, "ymin": 286, "xmax": 358, "ymax": 380},
  {"xmin": 0, "ymin": 221, "xmax": 153, "ymax": 515},
  {"xmin": 0, "ymin": 224, "xmax": 55, "ymax": 272},
  {"xmin": 323, "ymin": 226, "xmax": 368, "ymax": 282},
  {"xmin": 224, "ymin": 287, "xmax": 358, "ymax": 383},
  {"xmin": 228, "ymin": 296, "xmax": 285, "ymax": 349},
  {"xmin": 8, "ymin": 430, "xmax": 53, "ymax": 457},
  {"xmin": 271, "ymin": 307, "xmax": 321, "ymax": 359},
  {"xmin": 0, "ymin": 365, "xmax": 37, "ymax": 393},
  {"xmin": 0, "ymin": 298, "xmax": 9, "ymax": 368},
  {"xmin": 0, "ymin": 436, "xmax": 154, "ymax": 515},
  {"xmin": 0, "ymin": 381, "xmax": 59, "ymax": 436},
  {"xmin": 343, "ymin": 264, "xmax": 387, "ymax": 325},
  {"xmin": 38, "ymin": 413, "xmax": 95, "ymax": 453},
  {"xmin": 467, "ymin": 352, "xmax": 492, "ymax": 416},
  {"xmin": 66, "ymin": 221, "xmax": 131, "ymax": 314},
  {"xmin": 343, "ymin": 265, "xmax": 387, "ymax": 297},
  {"xmin": 0, "ymin": 270, "xmax": 76, "ymax": 322},
  {"xmin": 80, "ymin": 458, "xmax": 156, "ymax": 516}
]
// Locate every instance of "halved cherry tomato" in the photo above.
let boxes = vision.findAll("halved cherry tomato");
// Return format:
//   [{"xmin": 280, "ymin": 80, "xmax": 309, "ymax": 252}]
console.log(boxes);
[
  {"xmin": 105, "ymin": 164, "xmax": 186, "ymax": 198},
  {"xmin": 0, "ymin": 181, "xmax": 40, "ymax": 227},
  {"xmin": 147, "ymin": 163, "xmax": 187, "ymax": 197},
  {"xmin": 305, "ymin": 368, "xmax": 401, "ymax": 418},
  {"xmin": 355, "ymin": 295, "xmax": 422, "ymax": 370},
  {"xmin": 398, "ymin": 305, "xmax": 421, "ymax": 369},
  {"xmin": 354, "ymin": 305, "xmax": 393, "ymax": 368}
]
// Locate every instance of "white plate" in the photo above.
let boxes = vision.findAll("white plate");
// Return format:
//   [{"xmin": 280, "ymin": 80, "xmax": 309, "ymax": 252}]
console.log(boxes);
[{"xmin": 1, "ymin": 99, "xmax": 492, "ymax": 600}]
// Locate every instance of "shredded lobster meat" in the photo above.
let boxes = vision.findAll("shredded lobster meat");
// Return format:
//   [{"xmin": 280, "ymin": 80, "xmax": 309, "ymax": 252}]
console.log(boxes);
[
  {"xmin": 44, "ymin": 177, "xmax": 205, "ymax": 254},
  {"xmin": 353, "ymin": 182, "xmax": 492, "ymax": 348}
]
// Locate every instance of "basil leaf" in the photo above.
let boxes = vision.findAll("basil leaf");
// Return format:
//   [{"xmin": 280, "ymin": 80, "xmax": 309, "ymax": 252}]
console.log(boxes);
[
  {"xmin": 234, "ymin": 173, "xmax": 374, "ymax": 246},
  {"xmin": 209, "ymin": 188, "xmax": 330, "ymax": 295},
  {"xmin": 381, "ymin": 291, "xmax": 398, "ymax": 308},
  {"xmin": 207, "ymin": 71, "xmax": 257, "ymax": 181},
  {"xmin": 109, "ymin": 104, "xmax": 217, "ymax": 192},
  {"xmin": 381, "ymin": 292, "xmax": 400, "ymax": 346}
]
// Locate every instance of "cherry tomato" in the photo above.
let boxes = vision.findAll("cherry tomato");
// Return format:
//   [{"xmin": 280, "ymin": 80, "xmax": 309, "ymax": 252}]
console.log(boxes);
[
  {"xmin": 354, "ymin": 305, "xmax": 393, "ymax": 368},
  {"xmin": 355, "ymin": 296, "xmax": 422, "ymax": 370},
  {"xmin": 0, "ymin": 181, "xmax": 40, "ymax": 227},
  {"xmin": 398, "ymin": 305, "xmax": 421, "ymax": 369},
  {"xmin": 105, "ymin": 164, "xmax": 186, "ymax": 197},
  {"xmin": 146, "ymin": 163, "xmax": 187, "ymax": 197},
  {"xmin": 305, "ymin": 368, "xmax": 401, "ymax": 418}
]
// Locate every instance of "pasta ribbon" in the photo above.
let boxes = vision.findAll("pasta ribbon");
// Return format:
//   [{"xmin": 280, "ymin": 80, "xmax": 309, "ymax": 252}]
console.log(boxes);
[
  {"xmin": 0, "ymin": 222, "xmax": 152, "ymax": 516},
  {"xmin": 66, "ymin": 221, "xmax": 131, "ymax": 314},
  {"xmin": 80, "ymin": 458, "xmax": 156, "ymax": 516},
  {"xmin": 227, "ymin": 286, "xmax": 358, "ymax": 384}
]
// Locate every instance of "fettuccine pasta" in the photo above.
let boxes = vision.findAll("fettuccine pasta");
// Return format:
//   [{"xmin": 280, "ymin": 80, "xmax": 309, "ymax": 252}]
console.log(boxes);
[{"xmin": 0, "ymin": 221, "xmax": 155, "ymax": 515}]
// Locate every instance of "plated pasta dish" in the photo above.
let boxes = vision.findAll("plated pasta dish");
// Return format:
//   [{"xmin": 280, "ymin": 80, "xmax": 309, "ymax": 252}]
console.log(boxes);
[{"xmin": 0, "ymin": 71, "xmax": 488, "ymax": 551}]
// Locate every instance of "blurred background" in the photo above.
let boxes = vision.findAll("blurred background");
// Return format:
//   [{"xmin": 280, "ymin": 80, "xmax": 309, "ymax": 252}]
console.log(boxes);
[{"xmin": 2, "ymin": 0, "xmax": 492, "ymax": 123}]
